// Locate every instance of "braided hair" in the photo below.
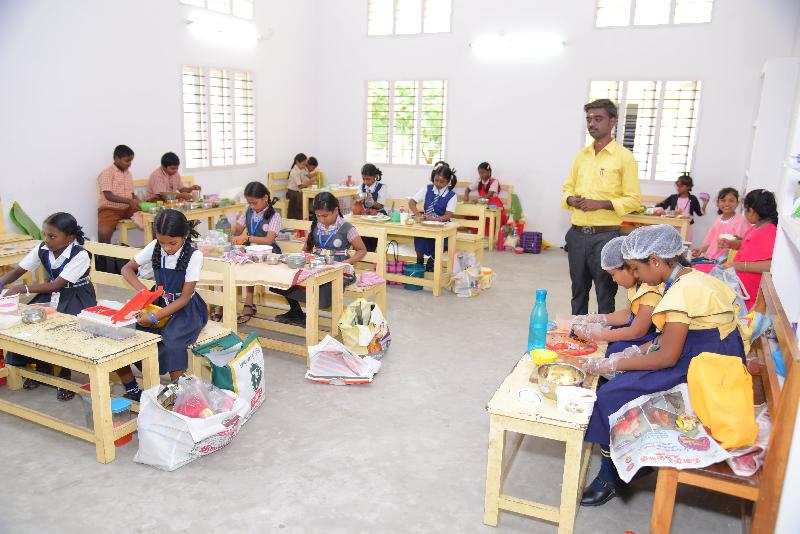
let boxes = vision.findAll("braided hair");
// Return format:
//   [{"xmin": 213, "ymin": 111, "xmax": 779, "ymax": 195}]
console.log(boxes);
[
  {"xmin": 243, "ymin": 181, "xmax": 278, "ymax": 225},
  {"xmin": 150, "ymin": 209, "xmax": 200, "ymax": 273},
  {"xmin": 360, "ymin": 163, "xmax": 383, "ymax": 182},
  {"xmin": 305, "ymin": 192, "xmax": 343, "ymax": 251},
  {"xmin": 430, "ymin": 160, "xmax": 457, "ymax": 190},
  {"xmin": 43, "ymin": 212, "xmax": 86, "ymax": 245},
  {"xmin": 289, "ymin": 153, "xmax": 307, "ymax": 174},
  {"xmin": 477, "ymin": 162, "xmax": 495, "ymax": 195}
]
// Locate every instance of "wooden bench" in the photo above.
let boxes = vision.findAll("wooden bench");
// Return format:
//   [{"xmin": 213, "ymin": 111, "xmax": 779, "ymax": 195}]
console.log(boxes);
[
  {"xmin": 116, "ymin": 176, "xmax": 195, "ymax": 246},
  {"xmin": 650, "ymin": 273, "xmax": 799, "ymax": 533},
  {"xmin": 455, "ymin": 180, "xmax": 513, "ymax": 207},
  {"xmin": 267, "ymin": 171, "xmax": 290, "ymax": 217},
  {"xmin": 83, "ymin": 241, "xmax": 236, "ymax": 348}
]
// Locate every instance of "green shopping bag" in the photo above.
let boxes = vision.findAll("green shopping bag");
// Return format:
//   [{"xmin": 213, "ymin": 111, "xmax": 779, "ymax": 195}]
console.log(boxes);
[{"xmin": 10, "ymin": 202, "xmax": 42, "ymax": 240}]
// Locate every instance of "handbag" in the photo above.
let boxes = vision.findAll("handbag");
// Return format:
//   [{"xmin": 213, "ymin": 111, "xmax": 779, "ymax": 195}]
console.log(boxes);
[{"xmin": 385, "ymin": 240, "xmax": 405, "ymax": 285}]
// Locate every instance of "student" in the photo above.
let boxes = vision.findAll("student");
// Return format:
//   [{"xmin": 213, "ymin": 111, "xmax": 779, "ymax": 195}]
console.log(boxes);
[
  {"xmin": 356, "ymin": 163, "xmax": 387, "ymax": 215},
  {"xmin": 691, "ymin": 187, "xmax": 750, "ymax": 261},
  {"xmin": 718, "ymin": 189, "xmax": 778, "ymax": 310},
  {"xmin": 232, "ymin": 181, "xmax": 283, "ymax": 324},
  {"xmin": 464, "ymin": 161, "xmax": 508, "ymax": 228},
  {"xmin": 116, "ymin": 209, "xmax": 208, "ymax": 399},
  {"xmin": 654, "ymin": 173, "xmax": 708, "ymax": 224},
  {"xmin": 409, "ymin": 161, "xmax": 457, "ymax": 271},
  {"xmin": 271, "ymin": 193, "xmax": 367, "ymax": 325},
  {"xmin": 0, "ymin": 213, "xmax": 96, "ymax": 401},
  {"xmin": 286, "ymin": 153, "xmax": 314, "ymax": 219},
  {"xmin": 307, "ymin": 156, "xmax": 321, "ymax": 188},
  {"xmin": 579, "ymin": 224, "xmax": 745, "ymax": 506},
  {"xmin": 97, "ymin": 144, "xmax": 142, "ymax": 243},
  {"xmin": 572, "ymin": 236, "xmax": 662, "ymax": 355},
  {"xmin": 146, "ymin": 152, "xmax": 201, "ymax": 201}
]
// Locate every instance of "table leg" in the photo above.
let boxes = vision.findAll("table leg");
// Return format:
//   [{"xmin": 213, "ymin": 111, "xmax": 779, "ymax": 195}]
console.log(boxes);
[
  {"xmin": 6, "ymin": 362, "xmax": 22, "ymax": 390},
  {"xmin": 143, "ymin": 217, "xmax": 154, "ymax": 243},
  {"xmin": 484, "ymin": 415, "xmax": 506, "ymax": 526},
  {"xmin": 303, "ymin": 193, "xmax": 309, "ymax": 221},
  {"xmin": 477, "ymin": 212, "xmax": 486, "ymax": 240},
  {"xmin": 487, "ymin": 213, "xmax": 496, "ymax": 251},
  {"xmin": 139, "ymin": 346, "xmax": 160, "ymax": 390},
  {"xmin": 330, "ymin": 272, "xmax": 343, "ymax": 338},
  {"xmin": 577, "ymin": 441, "xmax": 593, "ymax": 505},
  {"xmin": 207, "ymin": 216, "xmax": 214, "ymax": 233},
  {"xmin": 377, "ymin": 284, "xmax": 387, "ymax": 314},
  {"xmin": 433, "ymin": 235, "xmax": 444, "ymax": 297},
  {"xmin": 88, "ymin": 366, "xmax": 115, "ymax": 463},
  {"xmin": 651, "ymin": 468, "xmax": 679, "ymax": 534},
  {"xmin": 557, "ymin": 433, "xmax": 583, "ymax": 534},
  {"xmin": 305, "ymin": 281, "xmax": 320, "ymax": 367}
]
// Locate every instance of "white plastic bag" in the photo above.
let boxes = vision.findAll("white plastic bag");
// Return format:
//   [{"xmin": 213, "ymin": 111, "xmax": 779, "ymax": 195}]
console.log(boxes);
[
  {"xmin": 449, "ymin": 266, "xmax": 482, "ymax": 297},
  {"xmin": 305, "ymin": 335, "xmax": 381, "ymax": 385},
  {"xmin": 452, "ymin": 251, "xmax": 479, "ymax": 274},
  {"xmin": 337, "ymin": 299, "xmax": 391, "ymax": 358},
  {"xmin": 134, "ymin": 384, "xmax": 249, "ymax": 471}
]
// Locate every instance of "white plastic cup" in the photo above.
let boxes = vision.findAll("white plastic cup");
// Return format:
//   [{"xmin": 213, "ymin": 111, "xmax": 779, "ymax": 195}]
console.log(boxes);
[
  {"xmin": 399, "ymin": 212, "xmax": 409, "ymax": 224},
  {"xmin": 556, "ymin": 386, "xmax": 597, "ymax": 415}
]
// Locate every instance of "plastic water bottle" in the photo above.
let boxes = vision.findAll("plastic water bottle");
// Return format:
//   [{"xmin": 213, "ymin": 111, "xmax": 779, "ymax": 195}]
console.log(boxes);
[
  {"xmin": 527, "ymin": 289, "xmax": 548, "ymax": 352},
  {"xmin": 215, "ymin": 216, "xmax": 232, "ymax": 242}
]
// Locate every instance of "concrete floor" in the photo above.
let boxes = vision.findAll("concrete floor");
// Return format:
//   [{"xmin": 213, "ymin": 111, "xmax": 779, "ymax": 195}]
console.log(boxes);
[{"xmin": 0, "ymin": 249, "xmax": 743, "ymax": 534}]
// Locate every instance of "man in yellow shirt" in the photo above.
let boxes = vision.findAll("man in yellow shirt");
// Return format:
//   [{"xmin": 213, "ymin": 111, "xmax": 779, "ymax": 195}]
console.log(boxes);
[{"xmin": 562, "ymin": 99, "xmax": 640, "ymax": 315}]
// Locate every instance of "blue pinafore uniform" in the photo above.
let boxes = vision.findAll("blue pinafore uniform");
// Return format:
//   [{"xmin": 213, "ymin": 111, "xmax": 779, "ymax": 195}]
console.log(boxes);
[
  {"xmin": 414, "ymin": 185, "xmax": 454, "ymax": 257},
  {"xmin": 362, "ymin": 182, "xmax": 387, "ymax": 215},
  {"xmin": 605, "ymin": 284, "xmax": 659, "ymax": 357},
  {"xmin": 137, "ymin": 250, "xmax": 208, "ymax": 375},
  {"xmin": 245, "ymin": 207, "xmax": 281, "ymax": 254}
]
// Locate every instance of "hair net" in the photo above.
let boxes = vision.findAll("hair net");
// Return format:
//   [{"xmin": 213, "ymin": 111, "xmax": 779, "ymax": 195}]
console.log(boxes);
[
  {"xmin": 600, "ymin": 236, "xmax": 626, "ymax": 270},
  {"xmin": 621, "ymin": 224, "xmax": 684, "ymax": 260}
]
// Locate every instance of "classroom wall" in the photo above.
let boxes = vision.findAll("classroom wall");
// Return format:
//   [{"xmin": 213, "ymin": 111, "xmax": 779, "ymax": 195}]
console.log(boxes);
[
  {"xmin": 311, "ymin": 0, "xmax": 800, "ymax": 245},
  {"xmin": 0, "ymin": 0, "xmax": 316, "ymax": 239}
]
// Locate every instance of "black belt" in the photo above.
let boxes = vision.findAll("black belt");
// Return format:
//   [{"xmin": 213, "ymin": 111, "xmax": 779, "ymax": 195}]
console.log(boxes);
[{"xmin": 571, "ymin": 225, "xmax": 620, "ymax": 235}]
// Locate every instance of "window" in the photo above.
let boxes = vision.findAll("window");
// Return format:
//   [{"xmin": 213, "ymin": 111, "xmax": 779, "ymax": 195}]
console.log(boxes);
[
  {"xmin": 366, "ymin": 80, "xmax": 448, "ymax": 165},
  {"xmin": 595, "ymin": 0, "xmax": 713, "ymax": 27},
  {"xmin": 368, "ymin": 0, "xmax": 452, "ymax": 36},
  {"xmin": 180, "ymin": 0, "xmax": 254, "ymax": 20},
  {"xmin": 182, "ymin": 66, "xmax": 255, "ymax": 169},
  {"xmin": 586, "ymin": 80, "xmax": 702, "ymax": 181}
]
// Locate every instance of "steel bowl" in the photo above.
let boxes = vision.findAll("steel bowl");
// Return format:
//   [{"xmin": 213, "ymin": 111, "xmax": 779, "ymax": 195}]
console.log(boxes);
[
  {"xmin": 285, "ymin": 254, "xmax": 307, "ymax": 269},
  {"xmin": 264, "ymin": 253, "xmax": 281, "ymax": 265},
  {"xmin": 158, "ymin": 191, "xmax": 179, "ymax": 202},
  {"xmin": 21, "ymin": 307, "xmax": 47, "ymax": 325},
  {"xmin": 537, "ymin": 363, "xmax": 585, "ymax": 400}
]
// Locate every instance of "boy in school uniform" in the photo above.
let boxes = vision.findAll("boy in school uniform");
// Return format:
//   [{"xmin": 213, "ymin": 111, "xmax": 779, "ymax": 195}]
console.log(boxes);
[
  {"xmin": 146, "ymin": 152, "xmax": 200, "ymax": 201},
  {"xmin": 97, "ymin": 144, "xmax": 142, "ymax": 243}
]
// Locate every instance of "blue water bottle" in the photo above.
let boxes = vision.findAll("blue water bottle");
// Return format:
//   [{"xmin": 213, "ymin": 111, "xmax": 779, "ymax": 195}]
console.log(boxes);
[{"xmin": 527, "ymin": 289, "xmax": 548, "ymax": 352}]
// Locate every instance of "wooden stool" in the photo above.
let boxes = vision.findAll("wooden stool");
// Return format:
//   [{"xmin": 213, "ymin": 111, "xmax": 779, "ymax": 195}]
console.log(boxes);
[{"xmin": 456, "ymin": 232, "xmax": 485, "ymax": 264}]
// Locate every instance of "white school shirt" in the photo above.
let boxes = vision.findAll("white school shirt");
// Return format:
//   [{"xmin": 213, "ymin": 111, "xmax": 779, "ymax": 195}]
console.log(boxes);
[
  {"xmin": 19, "ymin": 242, "xmax": 90, "ymax": 283},
  {"xmin": 133, "ymin": 240, "xmax": 204, "ymax": 283},
  {"xmin": 410, "ymin": 185, "xmax": 457, "ymax": 213},
  {"xmin": 362, "ymin": 182, "xmax": 388, "ymax": 206}
]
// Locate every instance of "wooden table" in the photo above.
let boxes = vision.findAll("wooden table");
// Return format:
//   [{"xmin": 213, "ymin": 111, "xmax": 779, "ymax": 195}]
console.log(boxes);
[
  {"xmin": 0, "ymin": 233, "xmax": 32, "ymax": 245},
  {"xmin": 0, "ymin": 239, "xmax": 42, "ymax": 283},
  {"xmin": 141, "ymin": 203, "xmax": 247, "ymax": 243},
  {"xmin": 622, "ymin": 213, "xmax": 690, "ymax": 240},
  {"xmin": 348, "ymin": 216, "xmax": 457, "ymax": 297},
  {"xmin": 0, "ymin": 308, "xmax": 161, "ymax": 463},
  {"xmin": 302, "ymin": 187, "xmax": 359, "ymax": 220},
  {"xmin": 198, "ymin": 261, "xmax": 345, "ymax": 365},
  {"xmin": 486, "ymin": 207, "xmax": 500, "ymax": 251},
  {"xmin": 484, "ymin": 351, "xmax": 601, "ymax": 533},
  {"xmin": 454, "ymin": 202, "xmax": 501, "ymax": 251}
]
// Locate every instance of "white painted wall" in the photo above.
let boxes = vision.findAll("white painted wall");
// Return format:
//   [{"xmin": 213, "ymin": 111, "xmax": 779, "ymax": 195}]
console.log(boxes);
[
  {"xmin": 0, "ymin": 0, "xmax": 316, "ymax": 240},
  {"xmin": 312, "ymin": 0, "xmax": 800, "ymax": 245}
]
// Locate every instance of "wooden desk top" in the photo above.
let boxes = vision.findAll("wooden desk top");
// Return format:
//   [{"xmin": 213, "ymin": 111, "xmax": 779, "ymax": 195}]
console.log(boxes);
[
  {"xmin": 0, "ymin": 233, "xmax": 33, "ymax": 245},
  {"xmin": 348, "ymin": 216, "xmax": 458, "ymax": 237},
  {"xmin": 0, "ymin": 307, "xmax": 161, "ymax": 364},
  {"xmin": 0, "ymin": 240, "xmax": 38, "ymax": 259}
]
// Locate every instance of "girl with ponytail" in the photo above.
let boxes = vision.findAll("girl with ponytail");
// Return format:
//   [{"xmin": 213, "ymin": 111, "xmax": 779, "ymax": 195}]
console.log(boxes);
[
  {"xmin": 1, "ymin": 212, "xmax": 97, "ymax": 400},
  {"xmin": 116, "ymin": 209, "xmax": 208, "ymax": 399},
  {"xmin": 408, "ymin": 161, "xmax": 458, "ymax": 271},
  {"xmin": 286, "ymin": 152, "xmax": 314, "ymax": 219}
]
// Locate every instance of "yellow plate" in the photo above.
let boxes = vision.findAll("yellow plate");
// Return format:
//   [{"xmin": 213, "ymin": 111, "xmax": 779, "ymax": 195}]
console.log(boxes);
[{"xmin": 144, "ymin": 304, "xmax": 171, "ymax": 328}]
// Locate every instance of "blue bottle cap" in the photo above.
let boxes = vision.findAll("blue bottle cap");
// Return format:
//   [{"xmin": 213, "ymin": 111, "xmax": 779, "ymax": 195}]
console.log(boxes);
[
  {"xmin": 111, "ymin": 397, "xmax": 132, "ymax": 414},
  {"xmin": 536, "ymin": 289, "xmax": 547, "ymax": 299}
]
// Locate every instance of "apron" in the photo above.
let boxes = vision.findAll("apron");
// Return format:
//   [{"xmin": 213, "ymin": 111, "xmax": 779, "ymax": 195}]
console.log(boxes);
[
  {"xmin": 415, "ymin": 185, "xmax": 454, "ymax": 257},
  {"xmin": 478, "ymin": 177, "xmax": 508, "ymax": 228},
  {"xmin": 137, "ymin": 254, "xmax": 208, "ymax": 374},
  {"xmin": 246, "ymin": 207, "xmax": 282, "ymax": 253}
]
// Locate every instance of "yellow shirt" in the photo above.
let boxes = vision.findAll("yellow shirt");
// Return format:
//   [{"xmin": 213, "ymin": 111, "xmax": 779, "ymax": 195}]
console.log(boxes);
[
  {"xmin": 561, "ymin": 139, "xmax": 641, "ymax": 226},
  {"xmin": 651, "ymin": 270, "xmax": 739, "ymax": 340},
  {"xmin": 627, "ymin": 283, "xmax": 664, "ymax": 316}
]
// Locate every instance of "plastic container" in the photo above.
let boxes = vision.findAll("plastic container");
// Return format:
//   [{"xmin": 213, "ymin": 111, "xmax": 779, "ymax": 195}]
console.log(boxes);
[
  {"xmin": 0, "ymin": 293, "xmax": 20, "ymax": 314},
  {"xmin": 556, "ymin": 386, "xmax": 597, "ymax": 415},
  {"xmin": 521, "ymin": 231, "xmax": 542, "ymax": 254},
  {"xmin": 527, "ymin": 289, "xmax": 548, "ymax": 352},
  {"xmin": 214, "ymin": 216, "xmax": 232, "ymax": 242},
  {"xmin": 80, "ymin": 385, "xmax": 134, "ymax": 446},
  {"xmin": 403, "ymin": 263, "xmax": 425, "ymax": 291},
  {"xmin": 77, "ymin": 309, "xmax": 137, "ymax": 339},
  {"xmin": 530, "ymin": 348, "xmax": 557, "ymax": 366}
]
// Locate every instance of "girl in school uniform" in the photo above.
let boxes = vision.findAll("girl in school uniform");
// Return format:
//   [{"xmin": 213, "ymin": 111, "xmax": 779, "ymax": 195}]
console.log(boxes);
[
  {"xmin": 116, "ymin": 209, "xmax": 208, "ymax": 400},
  {"xmin": 572, "ymin": 236, "xmax": 662, "ymax": 356},
  {"xmin": 356, "ymin": 163, "xmax": 388, "ymax": 215},
  {"xmin": 463, "ymin": 162, "xmax": 508, "ymax": 229},
  {"xmin": 409, "ymin": 161, "xmax": 457, "ymax": 272},
  {"xmin": 272, "ymin": 193, "xmax": 367, "ymax": 325},
  {"xmin": 232, "ymin": 181, "xmax": 283, "ymax": 324},
  {"xmin": 691, "ymin": 187, "xmax": 750, "ymax": 262},
  {"xmin": 579, "ymin": 224, "xmax": 745, "ymax": 507},
  {"xmin": 0, "ymin": 213, "xmax": 96, "ymax": 401},
  {"xmin": 286, "ymin": 153, "xmax": 314, "ymax": 219}
]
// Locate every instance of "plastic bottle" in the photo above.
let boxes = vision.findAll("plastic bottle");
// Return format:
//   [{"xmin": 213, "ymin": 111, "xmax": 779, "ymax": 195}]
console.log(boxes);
[
  {"xmin": 215, "ymin": 216, "xmax": 232, "ymax": 243},
  {"xmin": 527, "ymin": 289, "xmax": 548, "ymax": 352}
]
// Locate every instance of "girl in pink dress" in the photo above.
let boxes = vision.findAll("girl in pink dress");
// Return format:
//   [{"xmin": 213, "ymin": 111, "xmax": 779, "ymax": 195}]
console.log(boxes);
[
  {"xmin": 691, "ymin": 187, "xmax": 751, "ymax": 261},
  {"xmin": 719, "ymin": 189, "xmax": 778, "ymax": 310}
]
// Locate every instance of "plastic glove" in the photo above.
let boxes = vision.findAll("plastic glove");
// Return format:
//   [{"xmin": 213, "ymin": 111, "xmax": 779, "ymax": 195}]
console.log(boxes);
[
  {"xmin": 613, "ymin": 345, "xmax": 644, "ymax": 360},
  {"xmin": 572, "ymin": 322, "xmax": 605, "ymax": 341},
  {"xmin": 583, "ymin": 356, "xmax": 619, "ymax": 375},
  {"xmin": 583, "ymin": 313, "xmax": 608, "ymax": 325}
]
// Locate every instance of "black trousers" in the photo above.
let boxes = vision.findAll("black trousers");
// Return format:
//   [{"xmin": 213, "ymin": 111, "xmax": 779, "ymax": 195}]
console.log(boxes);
[{"xmin": 565, "ymin": 227, "xmax": 620, "ymax": 315}]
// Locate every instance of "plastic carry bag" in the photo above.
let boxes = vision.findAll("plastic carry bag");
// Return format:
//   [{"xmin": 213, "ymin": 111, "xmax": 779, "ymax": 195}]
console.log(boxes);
[
  {"xmin": 134, "ymin": 384, "xmax": 248, "ymax": 471},
  {"xmin": 191, "ymin": 332, "xmax": 265, "ymax": 423},
  {"xmin": 337, "ymin": 299, "xmax": 391, "ymax": 358},
  {"xmin": 687, "ymin": 352, "xmax": 758, "ymax": 449},
  {"xmin": 726, "ymin": 404, "xmax": 771, "ymax": 476},
  {"xmin": 449, "ymin": 267, "xmax": 482, "ymax": 297},
  {"xmin": 306, "ymin": 335, "xmax": 381, "ymax": 385}
]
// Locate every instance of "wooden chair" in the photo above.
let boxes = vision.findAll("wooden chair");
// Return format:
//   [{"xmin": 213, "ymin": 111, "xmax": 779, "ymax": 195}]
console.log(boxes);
[
  {"xmin": 650, "ymin": 274, "xmax": 799, "ymax": 534},
  {"xmin": 455, "ymin": 180, "xmax": 513, "ymax": 209},
  {"xmin": 116, "ymin": 176, "xmax": 195, "ymax": 246},
  {"xmin": 267, "ymin": 171, "xmax": 290, "ymax": 217}
]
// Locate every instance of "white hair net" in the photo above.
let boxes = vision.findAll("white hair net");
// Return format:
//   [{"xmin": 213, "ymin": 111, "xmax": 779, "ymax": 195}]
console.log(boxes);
[
  {"xmin": 600, "ymin": 236, "xmax": 626, "ymax": 270},
  {"xmin": 621, "ymin": 224, "xmax": 684, "ymax": 260}
]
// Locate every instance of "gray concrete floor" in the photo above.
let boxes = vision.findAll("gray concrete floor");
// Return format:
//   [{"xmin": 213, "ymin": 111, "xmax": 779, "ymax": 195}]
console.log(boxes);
[{"xmin": 0, "ymin": 249, "xmax": 743, "ymax": 533}]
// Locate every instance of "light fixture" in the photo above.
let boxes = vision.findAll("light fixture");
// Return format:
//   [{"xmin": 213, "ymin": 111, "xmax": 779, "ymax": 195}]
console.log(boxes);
[
  {"xmin": 470, "ymin": 34, "xmax": 565, "ymax": 60},
  {"xmin": 186, "ymin": 14, "xmax": 261, "ymax": 45}
]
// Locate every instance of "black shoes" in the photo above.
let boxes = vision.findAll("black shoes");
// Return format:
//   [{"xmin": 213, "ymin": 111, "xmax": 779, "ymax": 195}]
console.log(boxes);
[
  {"xmin": 275, "ymin": 310, "xmax": 306, "ymax": 326},
  {"xmin": 580, "ymin": 476, "xmax": 623, "ymax": 506}
]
